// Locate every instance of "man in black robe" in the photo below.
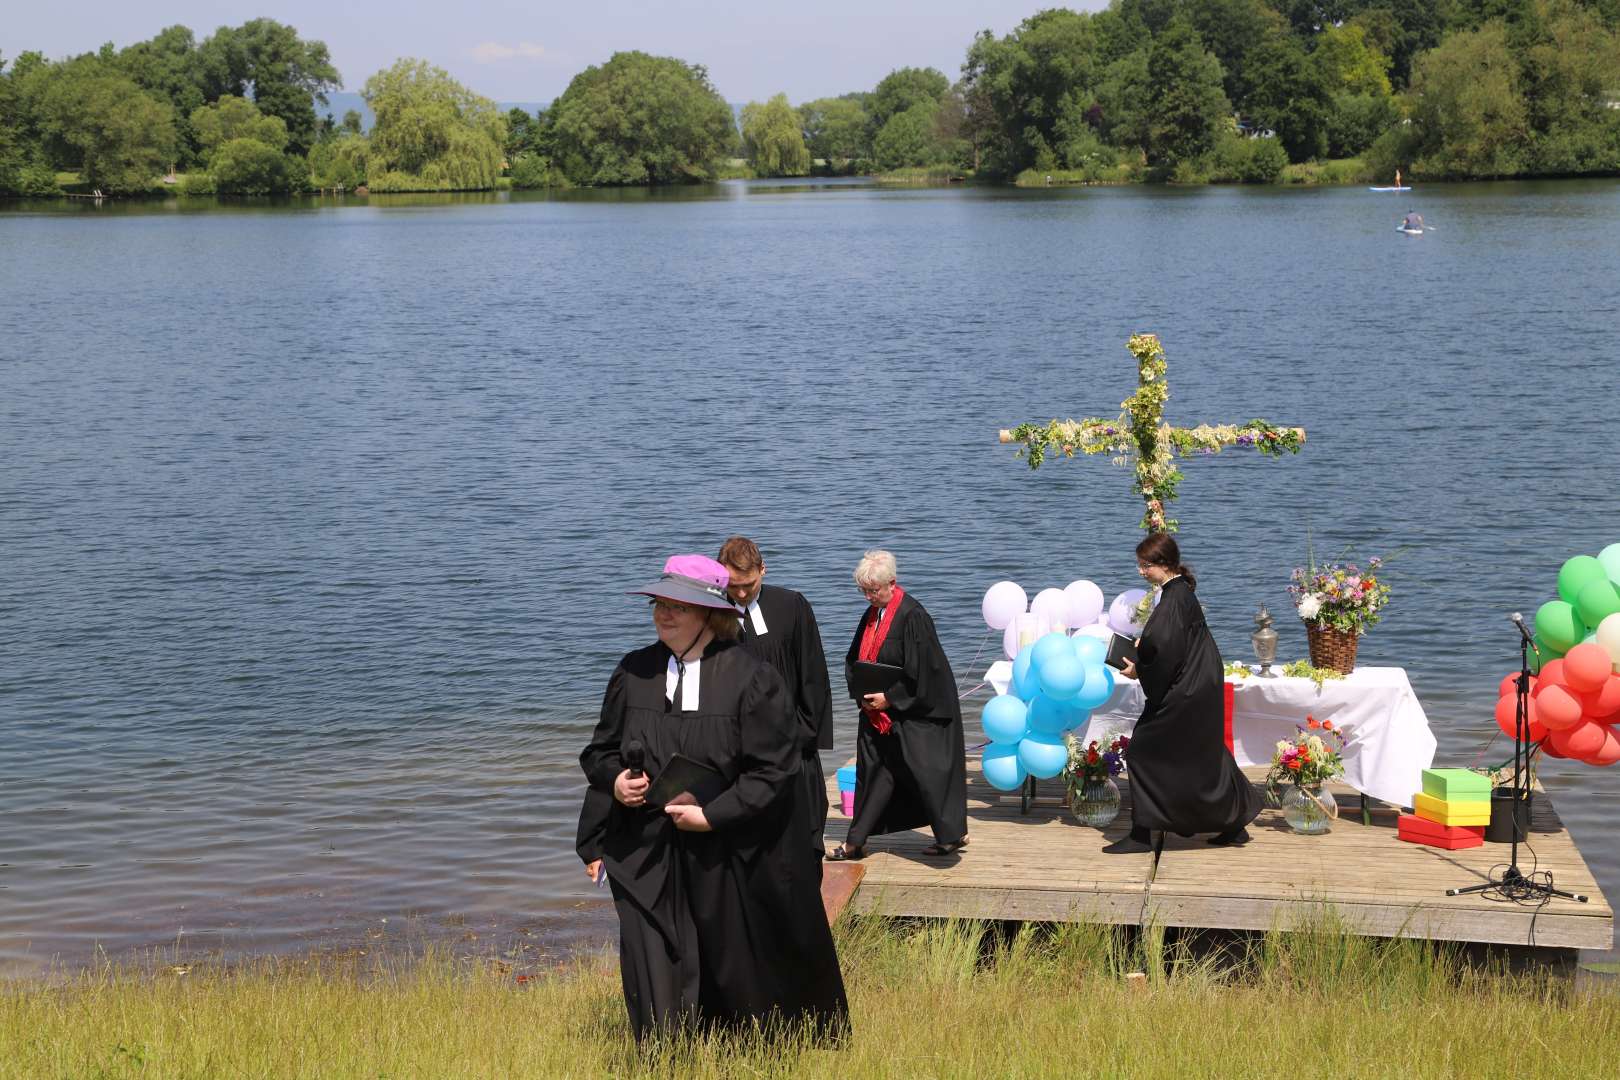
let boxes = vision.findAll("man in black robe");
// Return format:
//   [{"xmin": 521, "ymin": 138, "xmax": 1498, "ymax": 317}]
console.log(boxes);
[
  {"xmin": 1111, "ymin": 536, "xmax": 1261, "ymax": 853},
  {"xmin": 832, "ymin": 550, "xmax": 968, "ymax": 859},
  {"xmin": 718, "ymin": 536, "xmax": 835, "ymax": 864}
]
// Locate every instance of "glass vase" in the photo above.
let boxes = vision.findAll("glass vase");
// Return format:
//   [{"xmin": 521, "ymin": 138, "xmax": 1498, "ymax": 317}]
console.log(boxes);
[
  {"xmin": 1068, "ymin": 777, "xmax": 1121, "ymax": 828},
  {"xmin": 1282, "ymin": 784, "xmax": 1337, "ymax": 834}
]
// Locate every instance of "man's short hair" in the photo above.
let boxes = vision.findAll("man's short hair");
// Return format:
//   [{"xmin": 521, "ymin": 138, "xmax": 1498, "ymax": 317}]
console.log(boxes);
[{"xmin": 717, "ymin": 536, "xmax": 763, "ymax": 571}]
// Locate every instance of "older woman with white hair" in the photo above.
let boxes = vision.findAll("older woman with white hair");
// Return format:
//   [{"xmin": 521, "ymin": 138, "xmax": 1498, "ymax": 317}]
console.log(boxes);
[{"xmin": 830, "ymin": 549, "xmax": 969, "ymax": 860}]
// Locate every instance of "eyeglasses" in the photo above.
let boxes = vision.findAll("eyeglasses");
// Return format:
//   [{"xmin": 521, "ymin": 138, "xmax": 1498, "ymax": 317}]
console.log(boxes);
[
  {"xmin": 859, "ymin": 583, "xmax": 892, "ymax": 597},
  {"xmin": 649, "ymin": 599, "xmax": 697, "ymax": 615}
]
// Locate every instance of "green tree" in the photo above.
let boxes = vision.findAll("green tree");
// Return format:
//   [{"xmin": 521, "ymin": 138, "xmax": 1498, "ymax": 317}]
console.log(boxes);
[
  {"xmin": 740, "ymin": 93, "xmax": 810, "ymax": 176},
  {"xmin": 116, "ymin": 25, "xmax": 207, "ymax": 166},
  {"xmin": 1237, "ymin": 33, "xmax": 1333, "ymax": 161},
  {"xmin": 548, "ymin": 51, "xmax": 735, "ymax": 185},
  {"xmin": 1179, "ymin": 0, "xmax": 1289, "ymax": 106},
  {"xmin": 30, "ymin": 56, "xmax": 176, "ymax": 191},
  {"xmin": 340, "ymin": 109, "xmax": 363, "ymax": 135},
  {"xmin": 505, "ymin": 107, "xmax": 538, "ymax": 160},
  {"xmin": 872, "ymin": 102, "xmax": 943, "ymax": 169},
  {"xmin": 1405, "ymin": 22, "xmax": 1529, "ymax": 176},
  {"xmin": 210, "ymin": 137, "xmax": 299, "ymax": 193},
  {"xmin": 191, "ymin": 95, "xmax": 288, "ymax": 158},
  {"xmin": 363, "ymin": 58, "xmax": 506, "ymax": 190},
  {"xmin": 798, "ymin": 96, "xmax": 869, "ymax": 164},
  {"xmin": 1515, "ymin": 0, "xmax": 1620, "ymax": 171},
  {"xmin": 1312, "ymin": 23, "xmax": 1393, "ymax": 96},
  {"xmin": 1141, "ymin": 20, "xmax": 1231, "ymax": 167},
  {"xmin": 196, "ymin": 19, "xmax": 340, "ymax": 156},
  {"xmin": 307, "ymin": 132, "xmax": 368, "ymax": 189},
  {"xmin": 867, "ymin": 67, "xmax": 950, "ymax": 131}
]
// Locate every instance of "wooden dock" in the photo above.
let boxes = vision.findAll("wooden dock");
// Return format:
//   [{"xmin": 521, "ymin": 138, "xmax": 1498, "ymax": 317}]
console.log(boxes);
[{"xmin": 826, "ymin": 764, "xmax": 1614, "ymax": 952}]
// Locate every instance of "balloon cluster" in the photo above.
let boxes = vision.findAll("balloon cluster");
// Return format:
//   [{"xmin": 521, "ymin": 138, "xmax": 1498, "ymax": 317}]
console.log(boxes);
[
  {"xmin": 1494, "ymin": 547, "xmax": 1620, "ymax": 768},
  {"xmin": 976, "ymin": 579, "xmax": 1147, "ymax": 791}
]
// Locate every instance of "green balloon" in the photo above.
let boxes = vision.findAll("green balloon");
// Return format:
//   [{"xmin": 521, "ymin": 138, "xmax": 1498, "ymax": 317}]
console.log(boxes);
[
  {"xmin": 1575, "ymin": 579, "xmax": 1620, "ymax": 629},
  {"xmin": 1600, "ymin": 543, "xmax": 1620, "ymax": 587},
  {"xmin": 1557, "ymin": 555, "xmax": 1608, "ymax": 604},
  {"xmin": 1535, "ymin": 599, "xmax": 1586, "ymax": 653}
]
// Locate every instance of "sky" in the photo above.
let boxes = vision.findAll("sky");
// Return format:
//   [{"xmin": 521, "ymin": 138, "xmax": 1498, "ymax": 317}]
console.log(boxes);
[{"xmin": 5, "ymin": 1, "xmax": 1108, "ymax": 104}]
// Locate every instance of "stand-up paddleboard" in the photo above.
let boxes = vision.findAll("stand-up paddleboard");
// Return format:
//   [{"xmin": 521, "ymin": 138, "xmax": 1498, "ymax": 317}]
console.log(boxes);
[
  {"xmin": 1369, "ymin": 185, "xmax": 1412, "ymax": 191},
  {"xmin": 1396, "ymin": 225, "xmax": 1423, "ymax": 235}
]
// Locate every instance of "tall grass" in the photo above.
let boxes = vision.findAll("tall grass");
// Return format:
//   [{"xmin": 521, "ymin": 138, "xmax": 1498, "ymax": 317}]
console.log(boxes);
[{"xmin": 3, "ymin": 916, "xmax": 1615, "ymax": 1078}]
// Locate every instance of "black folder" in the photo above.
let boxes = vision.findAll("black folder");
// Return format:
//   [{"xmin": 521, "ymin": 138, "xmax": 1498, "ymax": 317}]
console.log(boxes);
[
  {"xmin": 644, "ymin": 753, "xmax": 730, "ymax": 808},
  {"xmin": 847, "ymin": 661, "xmax": 905, "ymax": 698},
  {"xmin": 1104, "ymin": 633, "xmax": 1139, "ymax": 672}
]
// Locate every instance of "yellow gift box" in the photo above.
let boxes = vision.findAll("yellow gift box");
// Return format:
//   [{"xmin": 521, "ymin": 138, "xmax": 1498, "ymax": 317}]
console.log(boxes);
[{"xmin": 1412, "ymin": 792, "xmax": 1492, "ymax": 826}]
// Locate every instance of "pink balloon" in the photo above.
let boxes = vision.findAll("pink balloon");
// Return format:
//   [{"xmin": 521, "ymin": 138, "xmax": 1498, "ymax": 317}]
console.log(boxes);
[
  {"xmin": 1550, "ymin": 720, "xmax": 1606, "ymax": 759},
  {"xmin": 1564, "ymin": 643, "xmax": 1612, "ymax": 693},
  {"xmin": 1533, "ymin": 658, "xmax": 1567, "ymax": 693},
  {"xmin": 982, "ymin": 581, "xmax": 1028, "ymax": 631},
  {"xmin": 1062, "ymin": 580, "xmax": 1105, "ymax": 629},
  {"xmin": 1578, "ymin": 675, "xmax": 1620, "ymax": 720},
  {"xmin": 1495, "ymin": 694, "xmax": 1546, "ymax": 743},
  {"xmin": 1581, "ymin": 727, "xmax": 1620, "ymax": 766},
  {"xmin": 1536, "ymin": 685, "xmax": 1584, "ymax": 731}
]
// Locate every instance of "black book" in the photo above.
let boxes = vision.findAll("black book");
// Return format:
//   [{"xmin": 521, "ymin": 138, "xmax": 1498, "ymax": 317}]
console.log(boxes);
[
  {"xmin": 847, "ymin": 660, "xmax": 906, "ymax": 699},
  {"xmin": 644, "ymin": 753, "xmax": 730, "ymax": 808},
  {"xmin": 1104, "ymin": 633, "xmax": 1139, "ymax": 672}
]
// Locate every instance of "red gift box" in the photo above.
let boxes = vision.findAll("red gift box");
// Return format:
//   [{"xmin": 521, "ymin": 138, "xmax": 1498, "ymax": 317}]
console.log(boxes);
[{"xmin": 1397, "ymin": 813, "xmax": 1485, "ymax": 850}]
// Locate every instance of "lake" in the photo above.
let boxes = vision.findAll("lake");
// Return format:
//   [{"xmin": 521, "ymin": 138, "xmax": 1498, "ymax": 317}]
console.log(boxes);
[{"xmin": 3, "ymin": 177, "xmax": 1618, "ymax": 976}]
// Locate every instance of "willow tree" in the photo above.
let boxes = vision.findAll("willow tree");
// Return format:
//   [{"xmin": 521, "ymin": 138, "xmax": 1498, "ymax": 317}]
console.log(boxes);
[
  {"xmin": 740, "ymin": 93, "xmax": 810, "ymax": 176},
  {"xmin": 362, "ymin": 59, "xmax": 505, "ymax": 191},
  {"xmin": 999, "ymin": 334, "xmax": 1304, "ymax": 533}
]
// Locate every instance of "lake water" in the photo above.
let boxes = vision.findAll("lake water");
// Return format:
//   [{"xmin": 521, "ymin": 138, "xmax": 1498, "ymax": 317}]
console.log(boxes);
[{"xmin": 3, "ymin": 178, "xmax": 1618, "ymax": 977}]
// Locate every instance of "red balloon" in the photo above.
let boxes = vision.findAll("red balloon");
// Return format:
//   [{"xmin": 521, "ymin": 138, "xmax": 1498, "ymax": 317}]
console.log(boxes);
[
  {"xmin": 1580, "ymin": 675, "xmax": 1620, "ymax": 720},
  {"xmin": 1551, "ymin": 721, "xmax": 1606, "ymax": 759},
  {"xmin": 1563, "ymin": 643, "xmax": 1612, "ymax": 693},
  {"xmin": 1534, "ymin": 659, "xmax": 1567, "ymax": 693},
  {"xmin": 1495, "ymin": 694, "xmax": 1546, "ymax": 742},
  {"xmin": 1536, "ymin": 684, "xmax": 1584, "ymax": 732},
  {"xmin": 1498, "ymin": 672, "xmax": 1538, "ymax": 699},
  {"xmin": 1541, "ymin": 739, "xmax": 1567, "ymax": 759},
  {"xmin": 1581, "ymin": 728, "xmax": 1620, "ymax": 767}
]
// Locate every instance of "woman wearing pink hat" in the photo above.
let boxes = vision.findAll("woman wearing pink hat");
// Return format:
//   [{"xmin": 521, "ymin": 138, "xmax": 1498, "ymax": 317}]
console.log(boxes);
[{"xmin": 579, "ymin": 554, "xmax": 848, "ymax": 1042}]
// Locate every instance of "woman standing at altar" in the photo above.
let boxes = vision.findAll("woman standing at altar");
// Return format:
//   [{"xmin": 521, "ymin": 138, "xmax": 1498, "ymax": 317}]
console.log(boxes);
[
  {"xmin": 1108, "ymin": 534, "xmax": 1261, "ymax": 852},
  {"xmin": 829, "ymin": 549, "xmax": 968, "ymax": 861}
]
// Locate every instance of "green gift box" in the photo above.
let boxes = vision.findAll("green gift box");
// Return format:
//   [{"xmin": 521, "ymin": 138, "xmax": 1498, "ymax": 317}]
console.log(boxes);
[{"xmin": 1420, "ymin": 768, "xmax": 1492, "ymax": 803}]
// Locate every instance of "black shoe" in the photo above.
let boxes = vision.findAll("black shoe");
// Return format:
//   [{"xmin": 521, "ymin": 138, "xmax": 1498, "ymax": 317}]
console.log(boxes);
[
  {"xmin": 1208, "ymin": 828, "xmax": 1251, "ymax": 846},
  {"xmin": 1102, "ymin": 835, "xmax": 1154, "ymax": 854}
]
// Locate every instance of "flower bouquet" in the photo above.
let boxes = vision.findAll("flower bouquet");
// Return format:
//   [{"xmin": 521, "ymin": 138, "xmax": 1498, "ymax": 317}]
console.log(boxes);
[
  {"xmin": 1265, "ymin": 716, "xmax": 1347, "ymax": 834},
  {"xmin": 1288, "ymin": 554, "xmax": 1392, "ymax": 673},
  {"xmin": 1063, "ymin": 732, "xmax": 1128, "ymax": 827}
]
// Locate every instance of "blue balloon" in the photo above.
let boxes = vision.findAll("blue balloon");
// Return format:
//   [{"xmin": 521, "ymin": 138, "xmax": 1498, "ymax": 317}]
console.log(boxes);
[
  {"xmin": 1074, "ymin": 663, "xmax": 1115, "ymax": 710},
  {"xmin": 1037, "ymin": 652, "xmax": 1086, "ymax": 701},
  {"xmin": 1061, "ymin": 703, "xmax": 1092, "ymax": 733},
  {"xmin": 1026, "ymin": 693, "xmax": 1070, "ymax": 735},
  {"xmin": 981, "ymin": 743, "xmax": 1028, "ymax": 791},
  {"xmin": 1029, "ymin": 632, "xmax": 1072, "ymax": 675},
  {"xmin": 1011, "ymin": 648, "xmax": 1039, "ymax": 700},
  {"xmin": 1018, "ymin": 731, "xmax": 1069, "ymax": 779},
  {"xmin": 1072, "ymin": 635, "xmax": 1108, "ymax": 665},
  {"xmin": 981, "ymin": 694, "xmax": 1029, "ymax": 745}
]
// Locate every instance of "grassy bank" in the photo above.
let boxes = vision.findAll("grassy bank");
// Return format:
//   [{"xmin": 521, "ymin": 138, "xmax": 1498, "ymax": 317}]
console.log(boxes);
[
  {"xmin": 873, "ymin": 164, "xmax": 967, "ymax": 184},
  {"xmin": 3, "ymin": 916, "xmax": 1616, "ymax": 1078}
]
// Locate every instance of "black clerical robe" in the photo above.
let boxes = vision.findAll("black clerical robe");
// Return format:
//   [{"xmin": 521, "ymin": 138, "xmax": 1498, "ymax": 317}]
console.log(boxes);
[
  {"xmin": 843, "ymin": 593, "xmax": 969, "ymax": 847},
  {"xmin": 739, "ymin": 583, "xmax": 834, "ymax": 860},
  {"xmin": 580, "ymin": 639, "xmax": 848, "ymax": 1041},
  {"xmin": 1128, "ymin": 577, "xmax": 1261, "ymax": 835}
]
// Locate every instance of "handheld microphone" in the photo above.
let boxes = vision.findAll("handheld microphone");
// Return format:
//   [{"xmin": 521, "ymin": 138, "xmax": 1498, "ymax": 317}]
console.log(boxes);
[
  {"xmin": 1509, "ymin": 613, "xmax": 1539, "ymax": 657},
  {"xmin": 624, "ymin": 739, "xmax": 645, "ymax": 780}
]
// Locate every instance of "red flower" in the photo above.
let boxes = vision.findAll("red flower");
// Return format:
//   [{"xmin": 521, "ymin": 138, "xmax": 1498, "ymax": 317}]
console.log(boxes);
[
  {"xmin": 1286, "ymin": 758, "xmax": 1301, "ymax": 771},
  {"xmin": 1321, "ymin": 720, "xmax": 1334, "ymax": 732},
  {"xmin": 1306, "ymin": 716, "xmax": 1320, "ymax": 730}
]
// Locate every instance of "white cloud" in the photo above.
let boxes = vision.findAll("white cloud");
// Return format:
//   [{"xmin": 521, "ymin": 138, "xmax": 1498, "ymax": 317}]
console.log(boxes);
[{"xmin": 469, "ymin": 41, "xmax": 547, "ymax": 64}]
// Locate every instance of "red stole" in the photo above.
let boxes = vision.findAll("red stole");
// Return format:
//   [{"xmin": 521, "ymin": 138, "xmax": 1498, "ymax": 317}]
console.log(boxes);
[{"xmin": 859, "ymin": 586, "xmax": 904, "ymax": 734}]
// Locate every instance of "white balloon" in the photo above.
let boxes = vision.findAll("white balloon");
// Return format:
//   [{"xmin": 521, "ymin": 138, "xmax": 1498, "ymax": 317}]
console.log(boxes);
[
  {"xmin": 1073, "ymin": 622, "xmax": 1115, "ymax": 642},
  {"xmin": 1030, "ymin": 588, "xmax": 1068, "ymax": 632},
  {"xmin": 1595, "ymin": 612, "xmax": 1620, "ymax": 673},
  {"xmin": 1062, "ymin": 579, "xmax": 1105, "ymax": 629},
  {"xmin": 981, "ymin": 581, "xmax": 1028, "ymax": 630},
  {"xmin": 1002, "ymin": 611, "xmax": 1041, "ymax": 660}
]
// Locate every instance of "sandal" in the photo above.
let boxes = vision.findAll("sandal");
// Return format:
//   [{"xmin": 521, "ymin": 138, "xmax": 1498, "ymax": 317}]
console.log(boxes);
[
  {"xmin": 828, "ymin": 843, "xmax": 866, "ymax": 861},
  {"xmin": 922, "ymin": 838, "xmax": 967, "ymax": 857}
]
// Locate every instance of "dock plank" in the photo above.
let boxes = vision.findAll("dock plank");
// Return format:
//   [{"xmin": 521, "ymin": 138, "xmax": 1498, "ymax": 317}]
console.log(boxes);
[{"xmin": 825, "ymin": 760, "xmax": 1613, "ymax": 950}]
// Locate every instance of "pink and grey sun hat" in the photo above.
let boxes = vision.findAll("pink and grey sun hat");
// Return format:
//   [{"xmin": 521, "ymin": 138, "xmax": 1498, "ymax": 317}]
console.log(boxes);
[{"xmin": 628, "ymin": 554, "xmax": 744, "ymax": 615}]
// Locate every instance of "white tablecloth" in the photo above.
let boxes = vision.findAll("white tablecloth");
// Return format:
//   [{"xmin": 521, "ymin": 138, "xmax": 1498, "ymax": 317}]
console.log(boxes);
[{"xmin": 982, "ymin": 662, "xmax": 1436, "ymax": 806}]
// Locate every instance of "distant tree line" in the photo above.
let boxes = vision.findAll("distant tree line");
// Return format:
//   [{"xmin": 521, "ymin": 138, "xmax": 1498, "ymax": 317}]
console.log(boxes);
[{"xmin": 4, "ymin": 2, "xmax": 1618, "ymax": 198}]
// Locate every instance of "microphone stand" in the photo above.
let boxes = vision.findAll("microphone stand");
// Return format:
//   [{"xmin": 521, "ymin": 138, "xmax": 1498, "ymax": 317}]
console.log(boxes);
[{"xmin": 1446, "ymin": 626, "xmax": 1586, "ymax": 902}]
